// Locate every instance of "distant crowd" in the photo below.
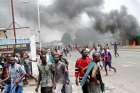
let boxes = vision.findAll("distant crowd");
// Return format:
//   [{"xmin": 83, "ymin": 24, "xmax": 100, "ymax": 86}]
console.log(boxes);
[{"xmin": 0, "ymin": 42, "xmax": 119, "ymax": 93}]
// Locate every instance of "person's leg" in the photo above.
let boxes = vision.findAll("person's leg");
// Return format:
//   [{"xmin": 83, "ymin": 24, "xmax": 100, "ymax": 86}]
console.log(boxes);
[
  {"xmin": 46, "ymin": 87, "xmax": 53, "ymax": 93},
  {"xmin": 117, "ymin": 51, "xmax": 119, "ymax": 56},
  {"xmin": 114, "ymin": 50, "xmax": 117, "ymax": 57},
  {"xmin": 4, "ymin": 84, "xmax": 8, "ymax": 93},
  {"xmin": 7, "ymin": 84, "xmax": 11, "ymax": 93},
  {"xmin": 82, "ymin": 82, "xmax": 89, "ymax": 93},
  {"xmin": 11, "ymin": 85, "xmax": 16, "ymax": 93},
  {"xmin": 88, "ymin": 82, "xmax": 101, "ymax": 93},
  {"xmin": 109, "ymin": 61, "xmax": 112, "ymax": 71},
  {"xmin": 100, "ymin": 61, "xmax": 103, "ymax": 69},
  {"xmin": 108, "ymin": 62, "xmax": 116, "ymax": 72},
  {"xmin": 61, "ymin": 85, "xmax": 65, "ymax": 93},
  {"xmin": 104, "ymin": 62, "xmax": 108, "ymax": 75},
  {"xmin": 41, "ymin": 87, "xmax": 47, "ymax": 93},
  {"xmin": 16, "ymin": 86, "xmax": 23, "ymax": 93},
  {"xmin": 4, "ymin": 84, "xmax": 11, "ymax": 93},
  {"xmin": 64, "ymin": 82, "xmax": 72, "ymax": 93},
  {"xmin": 54, "ymin": 83, "xmax": 63, "ymax": 93}
]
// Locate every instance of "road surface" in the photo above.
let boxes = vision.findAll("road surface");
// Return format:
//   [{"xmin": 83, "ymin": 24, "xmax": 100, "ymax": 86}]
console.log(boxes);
[{"xmin": 24, "ymin": 49, "xmax": 140, "ymax": 93}]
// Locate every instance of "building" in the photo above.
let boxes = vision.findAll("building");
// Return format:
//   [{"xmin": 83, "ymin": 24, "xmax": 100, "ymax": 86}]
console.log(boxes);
[{"xmin": 0, "ymin": 39, "xmax": 30, "ymax": 54}]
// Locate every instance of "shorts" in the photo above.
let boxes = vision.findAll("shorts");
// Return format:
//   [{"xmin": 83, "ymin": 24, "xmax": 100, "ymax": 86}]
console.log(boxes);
[
  {"xmin": 41, "ymin": 87, "xmax": 53, "ymax": 93},
  {"xmin": 104, "ymin": 62, "xmax": 112, "ymax": 68},
  {"xmin": 11, "ymin": 85, "xmax": 23, "ymax": 93},
  {"xmin": 4, "ymin": 84, "xmax": 11, "ymax": 93}
]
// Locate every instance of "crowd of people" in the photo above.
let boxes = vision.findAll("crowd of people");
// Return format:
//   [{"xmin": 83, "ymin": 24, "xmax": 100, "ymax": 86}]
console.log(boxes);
[
  {"xmin": 0, "ymin": 47, "xmax": 72, "ymax": 93},
  {"xmin": 0, "ymin": 43, "xmax": 118, "ymax": 93},
  {"xmin": 75, "ymin": 43, "xmax": 117, "ymax": 93},
  {"xmin": 0, "ymin": 51, "xmax": 37, "ymax": 93}
]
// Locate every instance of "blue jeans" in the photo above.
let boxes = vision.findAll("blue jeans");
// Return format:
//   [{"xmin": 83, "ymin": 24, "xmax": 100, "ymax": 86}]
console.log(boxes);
[
  {"xmin": 11, "ymin": 85, "xmax": 23, "ymax": 93},
  {"xmin": 4, "ymin": 84, "xmax": 11, "ymax": 93}
]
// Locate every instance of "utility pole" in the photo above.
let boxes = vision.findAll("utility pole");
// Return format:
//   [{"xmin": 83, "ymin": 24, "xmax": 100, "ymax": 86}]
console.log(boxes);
[
  {"xmin": 10, "ymin": 0, "xmax": 17, "ymax": 54},
  {"xmin": 37, "ymin": 0, "xmax": 41, "ymax": 50}
]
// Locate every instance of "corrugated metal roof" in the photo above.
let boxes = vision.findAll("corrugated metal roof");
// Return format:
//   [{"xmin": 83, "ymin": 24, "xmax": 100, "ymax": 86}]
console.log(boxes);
[{"xmin": 0, "ymin": 39, "xmax": 30, "ymax": 46}]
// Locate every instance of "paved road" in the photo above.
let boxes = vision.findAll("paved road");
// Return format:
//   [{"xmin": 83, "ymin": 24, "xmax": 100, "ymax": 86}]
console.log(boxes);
[{"xmin": 24, "ymin": 50, "xmax": 140, "ymax": 93}]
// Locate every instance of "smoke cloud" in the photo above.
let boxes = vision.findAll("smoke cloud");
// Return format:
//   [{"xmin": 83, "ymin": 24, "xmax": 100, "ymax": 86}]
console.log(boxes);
[
  {"xmin": 0, "ymin": 0, "xmax": 140, "ymax": 44},
  {"xmin": 94, "ymin": 6, "xmax": 140, "ymax": 40}
]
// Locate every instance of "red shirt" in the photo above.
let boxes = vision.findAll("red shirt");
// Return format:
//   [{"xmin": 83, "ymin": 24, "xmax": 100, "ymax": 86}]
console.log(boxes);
[{"xmin": 75, "ymin": 56, "xmax": 91, "ymax": 80}]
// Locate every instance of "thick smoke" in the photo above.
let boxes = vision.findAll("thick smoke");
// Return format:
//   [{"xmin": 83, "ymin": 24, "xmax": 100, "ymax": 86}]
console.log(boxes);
[
  {"xmin": 52, "ymin": 0, "xmax": 103, "ymax": 18},
  {"xmin": 0, "ymin": 0, "xmax": 140, "ymax": 44},
  {"xmin": 94, "ymin": 6, "xmax": 140, "ymax": 40}
]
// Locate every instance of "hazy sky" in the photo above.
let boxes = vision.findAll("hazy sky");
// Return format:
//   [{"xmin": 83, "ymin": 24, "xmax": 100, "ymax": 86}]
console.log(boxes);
[
  {"xmin": 104, "ymin": 0, "xmax": 140, "ymax": 22},
  {"xmin": 38, "ymin": 0, "xmax": 140, "ymax": 42},
  {"xmin": 1, "ymin": 0, "xmax": 140, "ymax": 42},
  {"xmin": 39, "ymin": 0, "xmax": 140, "ymax": 22}
]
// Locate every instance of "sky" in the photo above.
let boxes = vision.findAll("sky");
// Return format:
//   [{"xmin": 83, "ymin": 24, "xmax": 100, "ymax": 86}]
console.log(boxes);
[
  {"xmin": 39, "ymin": 0, "xmax": 140, "ymax": 21},
  {"xmin": 39, "ymin": 0, "xmax": 140, "ymax": 22},
  {"xmin": 103, "ymin": 0, "xmax": 140, "ymax": 23},
  {"xmin": 1, "ymin": 0, "xmax": 140, "ymax": 42}
]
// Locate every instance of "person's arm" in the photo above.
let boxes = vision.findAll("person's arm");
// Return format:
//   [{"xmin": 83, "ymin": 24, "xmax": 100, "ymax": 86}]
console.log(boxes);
[
  {"xmin": 81, "ymin": 65, "xmax": 88, "ymax": 72},
  {"xmin": 62, "ymin": 58, "xmax": 69, "ymax": 66},
  {"xmin": 29, "ymin": 59, "xmax": 37, "ymax": 62},
  {"xmin": 64, "ymin": 58, "xmax": 69, "ymax": 70},
  {"xmin": 91, "ymin": 65, "xmax": 100, "ymax": 84},
  {"xmin": 35, "ymin": 72, "xmax": 41, "ymax": 92},
  {"xmin": 35, "ymin": 65, "xmax": 41, "ymax": 92},
  {"xmin": 49, "ymin": 64, "xmax": 55, "ymax": 89},
  {"xmin": 75, "ymin": 60, "xmax": 79, "ymax": 86},
  {"xmin": 91, "ymin": 65, "xmax": 98, "ymax": 78},
  {"xmin": 0, "ymin": 68, "xmax": 9, "ymax": 84},
  {"xmin": 15, "ymin": 66, "xmax": 26, "ymax": 85},
  {"xmin": 64, "ymin": 64, "xmax": 70, "ymax": 84}
]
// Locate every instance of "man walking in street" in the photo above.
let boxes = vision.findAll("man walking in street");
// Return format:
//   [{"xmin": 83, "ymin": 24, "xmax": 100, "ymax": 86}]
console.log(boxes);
[
  {"xmin": 102, "ymin": 48, "xmax": 116, "ymax": 76},
  {"xmin": 35, "ymin": 54, "xmax": 54, "ymax": 93},
  {"xmin": 1, "ymin": 56, "xmax": 26, "ymax": 93},
  {"xmin": 75, "ymin": 49, "xmax": 91, "ymax": 93},
  {"xmin": 111, "ymin": 42, "xmax": 120, "ymax": 57},
  {"xmin": 53, "ymin": 52, "xmax": 68, "ymax": 93}
]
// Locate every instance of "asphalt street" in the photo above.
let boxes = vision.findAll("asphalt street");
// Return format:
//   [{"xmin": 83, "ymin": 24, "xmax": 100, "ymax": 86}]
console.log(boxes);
[{"xmin": 24, "ymin": 49, "xmax": 140, "ymax": 93}]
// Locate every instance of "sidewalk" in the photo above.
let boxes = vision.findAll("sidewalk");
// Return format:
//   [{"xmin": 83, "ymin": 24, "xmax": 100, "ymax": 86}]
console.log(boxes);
[
  {"xmin": 120, "ymin": 46, "xmax": 140, "ymax": 49},
  {"xmin": 113, "ymin": 46, "xmax": 140, "ymax": 52}
]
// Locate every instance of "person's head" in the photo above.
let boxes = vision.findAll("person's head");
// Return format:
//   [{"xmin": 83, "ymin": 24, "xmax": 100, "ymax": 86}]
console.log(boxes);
[
  {"xmin": 40, "ymin": 54, "xmax": 47, "ymax": 64},
  {"xmin": 47, "ymin": 49, "xmax": 51, "ymax": 54},
  {"xmin": 92, "ymin": 53, "xmax": 100, "ymax": 63},
  {"xmin": 54, "ymin": 48, "xmax": 57, "ymax": 52},
  {"xmin": 53, "ymin": 53, "xmax": 60, "ymax": 62},
  {"xmin": 104, "ymin": 47, "xmax": 107, "ymax": 52},
  {"xmin": 23, "ymin": 52, "xmax": 29, "ymax": 59},
  {"xmin": 8, "ymin": 56, "xmax": 16, "ymax": 66},
  {"xmin": 20, "ymin": 50, "xmax": 25, "ymax": 58},
  {"xmin": 41, "ymin": 49, "xmax": 46, "ymax": 55},
  {"xmin": 57, "ymin": 50, "xmax": 63, "ymax": 58},
  {"xmin": 81, "ymin": 48, "xmax": 89, "ymax": 58}
]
